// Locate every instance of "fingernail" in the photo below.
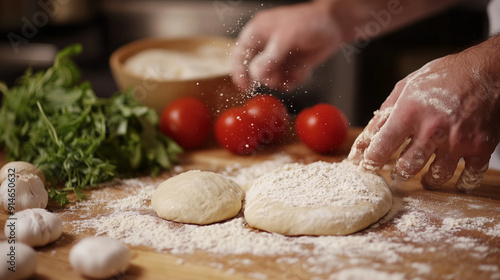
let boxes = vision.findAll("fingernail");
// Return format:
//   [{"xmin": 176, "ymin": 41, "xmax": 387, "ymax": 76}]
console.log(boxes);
[
  {"xmin": 426, "ymin": 164, "xmax": 449, "ymax": 186},
  {"xmin": 347, "ymin": 148, "xmax": 361, "ymax": 164},
  {"xmin": 390, "ymin": 166, "xmax": 412, "ymax": 181},
  {"xmin": 456, "ymin": 170, "xmax": 483, "ymax": 192},
  {"xmin": 360, "ymin": 159, "xmax": 380, "ymax": 173}
]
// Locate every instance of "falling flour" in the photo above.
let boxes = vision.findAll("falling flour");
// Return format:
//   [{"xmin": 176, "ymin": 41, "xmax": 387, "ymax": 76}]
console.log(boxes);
[{"xmin": 58, "ymin": 155, "xmax": 500, "ymax": 280}]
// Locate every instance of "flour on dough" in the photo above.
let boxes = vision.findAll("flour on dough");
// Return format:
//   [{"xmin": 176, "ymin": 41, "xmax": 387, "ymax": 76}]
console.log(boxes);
[
  {"xmin": 152, "ymin": 170, "xmax": 244, "ymax": 225},
  {"xmin": 244, "ymin": 160, "xmax": 392, "ymax": 236}
]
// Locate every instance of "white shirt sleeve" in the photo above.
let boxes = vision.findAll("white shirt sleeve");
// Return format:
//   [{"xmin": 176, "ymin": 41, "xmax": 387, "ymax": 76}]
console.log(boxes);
[
  {"xmin": 487, "ymin": 0, "xmax": 500, "ymax": 170},
  {"xmin": 488, "ymin": 0, "xmax": 500, "ymax": 34}
]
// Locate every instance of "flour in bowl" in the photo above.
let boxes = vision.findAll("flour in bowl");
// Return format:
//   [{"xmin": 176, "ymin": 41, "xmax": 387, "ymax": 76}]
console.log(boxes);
[{"xmin": 125, "ymin": 45, "xmax": 231, "ymax": 80}]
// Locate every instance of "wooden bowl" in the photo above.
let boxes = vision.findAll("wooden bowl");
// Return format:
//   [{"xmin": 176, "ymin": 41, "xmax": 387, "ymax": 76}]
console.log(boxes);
[{"xmin": 109, "ymin": 37, "xmax": 244, "ymax": 116}]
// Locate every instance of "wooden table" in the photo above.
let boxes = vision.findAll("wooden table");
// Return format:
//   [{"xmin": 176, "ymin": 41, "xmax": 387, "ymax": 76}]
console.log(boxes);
[{"xmin": 1, "ymin": 128, "xmax": 499, "ymax": 280}]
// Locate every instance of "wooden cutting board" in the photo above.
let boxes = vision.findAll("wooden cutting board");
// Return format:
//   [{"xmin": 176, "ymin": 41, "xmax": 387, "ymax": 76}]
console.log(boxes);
[{"xmin": 1, "ymin": 128, "xmax": 499, "ymax": 280}]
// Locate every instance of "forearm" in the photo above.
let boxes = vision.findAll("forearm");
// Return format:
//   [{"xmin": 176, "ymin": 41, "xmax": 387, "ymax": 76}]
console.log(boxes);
[
  {"xmin": 470, "ymin": 33, "xmax": 500, "ymax": 77},
  {"xmin": 314, "ymin": 0, "xmax": 460, "ymax": 43}
]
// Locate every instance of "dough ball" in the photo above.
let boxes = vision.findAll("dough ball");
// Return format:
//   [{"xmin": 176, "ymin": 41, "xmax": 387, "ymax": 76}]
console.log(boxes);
[
  {"xmin": 4, "ymin": 209, "xmax": 62, "ymax": 247},
  {"xmin": 0, "ymin": 241, "xmax": 38, "ymax": 280},
  {"xmin": 152, "ymin": 170, "xmax": 244, "ymax": 225},
  {"xmin": 244, "ymin": 161, "xmax": 392, "ymax": 236},
  {"xmin": 69, "ymin": 237, "xmax": 130, "ymax": 279}
]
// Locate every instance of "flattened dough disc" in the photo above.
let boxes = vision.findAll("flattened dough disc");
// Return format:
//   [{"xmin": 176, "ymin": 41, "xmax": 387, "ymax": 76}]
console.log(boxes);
[{"xmin": 244, "ymin": 161, "xmax": 392, "ymax": 236}]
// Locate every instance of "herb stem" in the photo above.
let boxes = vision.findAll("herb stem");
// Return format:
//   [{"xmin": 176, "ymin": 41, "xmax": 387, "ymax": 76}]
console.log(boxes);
[{"xmin": 37, "ymin": 101, "xmax": 63, "ymax": 147}]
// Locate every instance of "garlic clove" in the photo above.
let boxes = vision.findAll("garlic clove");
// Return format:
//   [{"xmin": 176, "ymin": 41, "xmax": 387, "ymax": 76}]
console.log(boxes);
[
  {"xmin": 5, "ymin": 208, "xmax": 62, "ymax": 247},
  {"xmin": 0, "ymin": 174, "xmax": 48, "ymax": 212},
  {"xmin": 0, "ymin": 161, "xmax": 46, "ymax": 185},
  {"xmin": 70, "ymin": 236, "xmax": 131, "ymax": 279},
  {"xmin": 0, "ymin": 241, "xmax": 38, "ymax": 280}
]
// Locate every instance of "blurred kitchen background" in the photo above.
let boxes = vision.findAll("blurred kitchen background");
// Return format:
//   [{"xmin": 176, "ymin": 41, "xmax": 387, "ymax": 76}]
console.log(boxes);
[{"xmin": 0, "ymin": 0, "xmax": 490, "ymax": 126}]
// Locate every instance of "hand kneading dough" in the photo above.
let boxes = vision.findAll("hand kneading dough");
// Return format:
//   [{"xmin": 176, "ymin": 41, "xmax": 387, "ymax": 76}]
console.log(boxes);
[
  {"xmin": 244, "ymin": 161, "xmax": 392, "ymax": 236},
  {"xmin": 152, "ymin": 170, "xmax": 244, "ymax": 225}
]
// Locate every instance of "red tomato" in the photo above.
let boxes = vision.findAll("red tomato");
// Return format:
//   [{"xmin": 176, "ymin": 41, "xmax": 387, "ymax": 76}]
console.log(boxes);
[
  {"xmin": 295, "ymin": 103, "xmax": 349, "ymax": 153},
  {"xmin": 159, "ymin": 97, "xmax": 212, "ymax": 149},
  {"xmin": 244, "ymin": 95, "xmax": 290, "ymax": 145},
  {"xmin": 214, "ymin": 107, "xmax": 260, "ymax": 155}
]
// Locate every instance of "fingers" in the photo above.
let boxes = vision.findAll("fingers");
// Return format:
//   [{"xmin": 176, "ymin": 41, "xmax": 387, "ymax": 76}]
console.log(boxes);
[
  {"xmin": 248, "ymin": 32, "xmax": 313, "ymax": 90},
  {"xmin": 348, "ymin": 107, "xmax": 393, "ymax": 165},
  {"xmin": 348, "ymin": 79, "xmax": 407, "ymax": 166},
  {"xmin": 231, "ymin": 25, "xmax": 267, "ymax": 90},
  {"xmin": 233, "ymin": 32, "xmax": 297, "ymax": 91},
  {"xmin": 421, "ymin": 152, "xmax": 459, "ymax": 189},
  {"xmin": 248, "ymin": 37, "xmax": 289, "ymax": 90},
  {"xmin": 456, "ymin": 156, "xmax": 489, "ymax": 192},
  {"xmin": 233, "ymin": 15, "xmax": 319, "ymax": 91},
  {"xmin": 391, "ymin": 125, "xmax": 448, "ymax": 181},
  {"xmin": 391, "ymin": 136, "xmax": 435, "ymax": 181},
  {"xmin": 231, "ymin": 50, "xmax": 255, "ymax": 90},
  {"xmin": 359, "ymin": 110, "xmax": 412, "ymax": 173}
]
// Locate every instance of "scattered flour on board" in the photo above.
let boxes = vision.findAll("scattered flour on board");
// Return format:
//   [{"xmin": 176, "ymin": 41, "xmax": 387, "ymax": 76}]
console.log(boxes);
[
  {"xmin": 220, "ymin": 153, "xmax": 293, "ymax": 191},
  {"xmin": 329, "ymin": 268, "xmax": 405, "ymax": 280},
  {"xmin": 247, "ymin": 272, "xmax": 268, "ymax": 280},
  {"xmin": 59, "ymin": 155, "xmax": 500, "ymax": 280}
]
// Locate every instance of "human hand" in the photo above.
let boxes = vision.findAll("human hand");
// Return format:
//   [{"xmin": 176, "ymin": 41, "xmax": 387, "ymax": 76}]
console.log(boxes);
[
  {"xmin": 232, "ymin": 1, "xmax": 341, "ymax": 91},
  {"xmin": 348, "ymin": 40, "xmax": 500, "ymax": 191}
]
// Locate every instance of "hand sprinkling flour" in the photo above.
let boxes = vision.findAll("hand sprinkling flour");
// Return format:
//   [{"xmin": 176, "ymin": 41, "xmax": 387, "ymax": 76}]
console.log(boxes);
[
  {"xmin": 232, "ymin": 1, "xmax": 342, "ymax": 91},
  {"xmin": 349, "ymin": 35, "xmax": 500, "ymax": 191},
  {"xmin": 233, "ymin": 0, "xmax": 500, "ymax": 190}
]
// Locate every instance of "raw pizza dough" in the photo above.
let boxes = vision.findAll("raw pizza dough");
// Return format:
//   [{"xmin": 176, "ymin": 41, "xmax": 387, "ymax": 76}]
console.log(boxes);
[
  {"xmin": 244, "ymin": 160, "xmax": 392, "ymax": 236},
  {"xmin": 152, "ymin": 170, "xmax": 244, "ymax": 225}
]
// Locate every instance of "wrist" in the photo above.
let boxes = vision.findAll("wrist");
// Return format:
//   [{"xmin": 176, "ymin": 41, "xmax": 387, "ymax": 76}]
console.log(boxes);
[
  {"xmin": 313, "ymin": 0, "xmax": 460, "ymax": 45},
  {"xmin": 312, "ymin": 0, "xmax": 353, "ymax": 42},
  {"xmin": 463, "ymin": 34, "xmax": 500, "ymax": 117},
  {"xmin": 311, "ymin": 0, "xmax": 346, "ymax": 42}
]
